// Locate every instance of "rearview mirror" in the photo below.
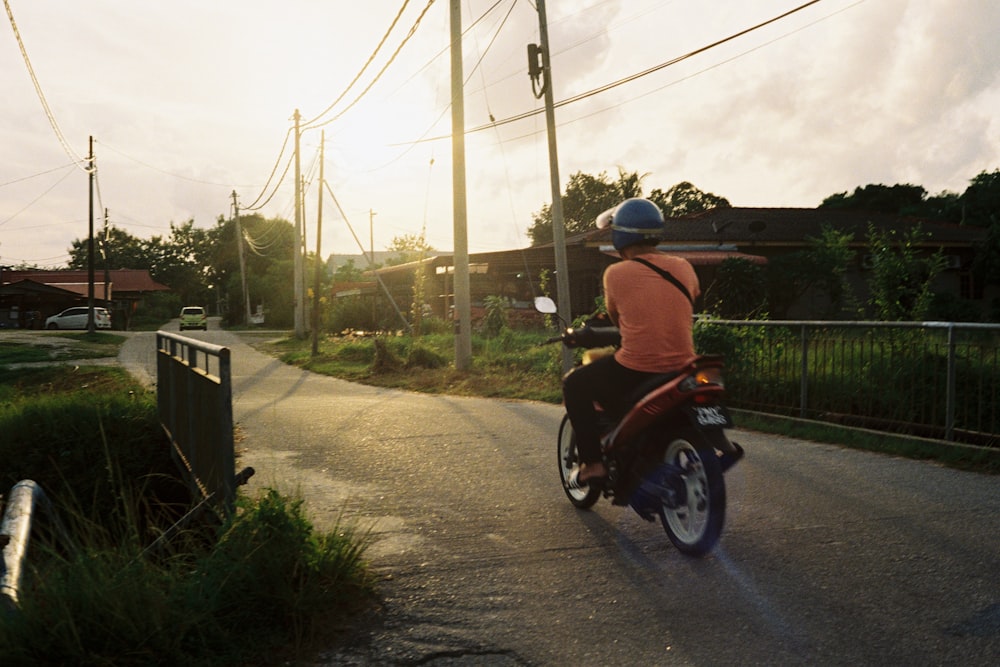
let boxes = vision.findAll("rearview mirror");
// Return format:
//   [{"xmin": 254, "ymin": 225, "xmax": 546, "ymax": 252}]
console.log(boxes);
[{"xmin": 533, "ymin": 296, "xmax": 557, "ymax": 314}]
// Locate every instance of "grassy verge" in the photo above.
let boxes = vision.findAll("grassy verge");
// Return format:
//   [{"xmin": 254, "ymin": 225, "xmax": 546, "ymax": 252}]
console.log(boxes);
[
  {"xmin": 0, "ymin": 330, "xmax": 126, "ymax": 365},
  {"xmin": 259, "ymin": 329, "xmax": 565, "ymax": 403},
  {"xmin": 0, "ymin": 364, "xmax": 376, "ymax": 665}
]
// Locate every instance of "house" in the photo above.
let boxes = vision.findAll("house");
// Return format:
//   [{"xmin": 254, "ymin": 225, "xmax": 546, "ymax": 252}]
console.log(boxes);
[
  {"xmin": 0, "ymin": 268, "xmax": 170, "ymax": 329},
  {"xmin": 351, "ymin": 207, "xmax": 990, "ymax": 325},
  {"xmin": 624, "ymin": 207, "xmax": 989, "ymax": 318}
]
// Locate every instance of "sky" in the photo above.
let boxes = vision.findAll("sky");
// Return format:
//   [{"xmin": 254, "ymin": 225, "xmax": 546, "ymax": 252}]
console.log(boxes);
[{"xmin": 1, "ymin": 0, "xmax": 998, "ymax": 268}]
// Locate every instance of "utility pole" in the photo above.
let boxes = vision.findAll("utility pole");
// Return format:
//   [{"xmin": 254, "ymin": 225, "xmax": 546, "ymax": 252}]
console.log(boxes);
[
  {"xmin": 532, "ymin": 0, "xmax": 573, "ymax": 372},
  {"xmin": 311, "ymin": 132, "xmax": 325, "ymax": 356},
  {"xmin": 87, "ymin": 135, "xmax": 95, "ymax": 334},
  {"xmin": 232, "ymin": 191, "xmax": 250, "ymax": 326},
  {"xmin": 102, "ymin": 208, "xmax": 110, "ymax": 309},
  {"xmin": 293, "ymin": 109, "xmax": 305, "ymax": 339},
  {"xmin": 369, "ymin": 208, "xmax": 376, "ymax": 327},
  {"xmin": 450, "ymin": 0, "xmax": 472, "ymax": 370}
]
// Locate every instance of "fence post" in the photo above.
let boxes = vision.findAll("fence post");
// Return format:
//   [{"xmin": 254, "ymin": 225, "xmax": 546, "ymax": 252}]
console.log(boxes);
[
  {"xmin": 799, "ymin": 323, "xmax": 809, "ymax": 419},
  {"xmin": 945, "ymin": 323, "xmax": 956, "ymax": 442}
]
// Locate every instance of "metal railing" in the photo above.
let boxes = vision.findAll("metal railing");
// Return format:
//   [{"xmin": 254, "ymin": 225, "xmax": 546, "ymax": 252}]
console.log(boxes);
[
  {"xmin": 696, "ymin": 319, "xmax": 1000, "ymax": 445},
  {"xmin": 156, "ymin": 331, "xmax": 240, "ymax": 513}
]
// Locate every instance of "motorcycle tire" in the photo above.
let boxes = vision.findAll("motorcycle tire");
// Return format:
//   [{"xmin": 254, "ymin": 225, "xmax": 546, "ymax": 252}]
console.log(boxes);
[
  {"xmin": 557, "ymin": 414, "xmax": 601, "ymax": 509},
  {"xmin": 658, "ymin": 428, "xmax": 726, "ymax": 557}
]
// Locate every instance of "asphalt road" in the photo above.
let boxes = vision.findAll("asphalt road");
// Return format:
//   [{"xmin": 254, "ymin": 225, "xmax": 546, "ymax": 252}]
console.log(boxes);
[{"xmin": 118, "ymin": 323, "xmax": 1000, "ymax": 666}]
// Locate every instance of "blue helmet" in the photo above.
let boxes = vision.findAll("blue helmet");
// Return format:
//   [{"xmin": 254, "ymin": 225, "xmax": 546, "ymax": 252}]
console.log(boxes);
[{"xmin": 597, "ymin": 198, "xmax": 665, "ymax": 252}]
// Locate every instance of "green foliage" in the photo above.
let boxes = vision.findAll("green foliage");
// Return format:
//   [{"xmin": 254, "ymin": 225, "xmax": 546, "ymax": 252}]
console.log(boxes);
[
  {"xmin": 767, "ymin": 225, "xmax": 858, "ymax": 319},
  {"xmin": 329, "ymin": 295, "xmax": 376, "ymax": 332},
  {"xmin": 958, "ymin": 169, "xmax": 1000, "ymax": 227},
  {"xmin": 332, "ymin": 258, "xmax": 365, "ymax": 282},
  {"xmin": 0, "ymin": 367, "xmax": 374, "ymax": 665},
  {"xmin": 528, "ymin": 168, "xmax": 652, "ymax": 246},
  {"xmin": 865, "ymin": 224, "xmax": 945, "ymax": 320},
  {"xmin": 647, "ymin": 181, "xmax": 731, "ymax": 217},
  {"xmin": 0, "ymin": 367, "xmax": 171, "ymax": 519},
  {"xmin": 384, "ymin": 232, "xmax": 435, "ymax": 266},
  {"xmin": 406, "ymin": 342, "xmax": 447, "ymax": 369},
  {"xmin": 0, "ymin": 488, "xmax": 373, "ymax": 666},
  {"xmin": 371, "ymin": 337, "xmax": 404, "ymax": 374},
  {"xmin": 820, "ymin": 183, "xmax": 928, "ymax": 213},
  {"xmin": 705, "ymin": 258, "xmax": 768, "ymax": 319},
  {"xmin": 482, "ymin": 295, "xmax": 510, "ymax": 337}
]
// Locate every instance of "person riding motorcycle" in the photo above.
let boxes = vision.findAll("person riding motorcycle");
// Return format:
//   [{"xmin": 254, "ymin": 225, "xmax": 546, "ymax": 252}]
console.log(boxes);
[{"xmin": 563, "ymin": 197, "xmax": 701, "ymax": 488}]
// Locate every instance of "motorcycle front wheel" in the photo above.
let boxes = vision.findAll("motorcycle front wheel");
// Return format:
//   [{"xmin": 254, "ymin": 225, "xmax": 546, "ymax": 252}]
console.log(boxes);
[
  {"xmin": 659, "ymin": 429, "xmax": 726, "ymax": 556},
  {"xmin": 557, "ymin": 414, "xmax": 601, "ymax": 508}
]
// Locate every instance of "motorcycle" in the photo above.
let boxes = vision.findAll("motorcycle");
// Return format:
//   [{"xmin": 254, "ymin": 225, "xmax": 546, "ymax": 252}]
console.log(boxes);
[{"xmin": 536, "ymin": 296, "xmax": 743, "ymax": 557}]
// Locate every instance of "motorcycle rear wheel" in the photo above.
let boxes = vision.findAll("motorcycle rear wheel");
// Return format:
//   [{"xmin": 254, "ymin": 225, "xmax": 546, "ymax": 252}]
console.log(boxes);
[
  {"xmin": 659, "ymin": 429, "xmax": 726, "ymax": 556},
  {"xmin": 557, "ymin": 414, "xmax": 601, "ymax": 508}
]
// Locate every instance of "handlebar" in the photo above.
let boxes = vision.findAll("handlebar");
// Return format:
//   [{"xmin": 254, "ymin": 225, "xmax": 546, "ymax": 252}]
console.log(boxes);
[{"xmin": 545, "ymin": 324, "xmax": 622, "ymax": 349}]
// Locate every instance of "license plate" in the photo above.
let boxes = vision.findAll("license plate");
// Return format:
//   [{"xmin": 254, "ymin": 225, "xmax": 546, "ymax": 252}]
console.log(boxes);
[{"xmin": 686, "ymin": 405, "xmax": 734, "ymax": 428}]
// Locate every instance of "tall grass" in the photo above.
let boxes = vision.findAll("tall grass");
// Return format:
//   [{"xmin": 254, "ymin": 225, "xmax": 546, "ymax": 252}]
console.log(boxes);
[{"xmin": 0, "ymin": 365, "xmax": 376, "ymax": 665}]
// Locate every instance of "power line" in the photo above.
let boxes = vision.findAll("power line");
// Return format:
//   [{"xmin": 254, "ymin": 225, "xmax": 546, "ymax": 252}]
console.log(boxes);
[
  {"xmin": 302, "ymin": 0, "xmax": 438, "ymax": 131},
  {"xmin": 3, "ymin": 0, "xmax": 88, "ymax": 170},
  {"xmin": 301, "ymin": 0, "xmax": 414, "ymax": 128},
  {"xmin": 401, "ymin": 0, "xmax": 829, "ymax": 144}
]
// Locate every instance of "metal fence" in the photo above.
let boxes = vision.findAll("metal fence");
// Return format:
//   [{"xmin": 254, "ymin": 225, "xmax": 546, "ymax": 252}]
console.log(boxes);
[
  {"xmin": 156, "ymin": 331, "xmax": 238, "ymax": 513},
  {"xmin": 695, "ymin": 319, "xmax": 1000, "ymax": 446}
]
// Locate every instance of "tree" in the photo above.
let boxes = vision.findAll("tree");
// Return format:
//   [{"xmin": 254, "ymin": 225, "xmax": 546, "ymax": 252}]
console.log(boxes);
[
  {"xmin": 766, "ymin": 225, "xmax": 857, "ymax": 319},
  {"xmin": 647, "ymin": 181, "xmax": 730, "ymax": 217},
  {"xmin": 705, "ymin": 258, "xmax": 767, "ymax": 319},
  {"xmin": 865, "ymin": 224, "xmax": 945, "ymax": 321},
  {"xmin": 332, "ymin": 258, "xmax": 365, "ymax": 282},
  {"xmin": 527, "ymin": 168, "xmax": 647, "ymax": 246},
  {"xmin": 959, "ymin": 169, "xmax": 1000, "ymax": 227},
  {"xmin": 820, "ymin": 183, "xmax": 927, "ymax": 214},
  {"xmin": 384, "ymin": 233, "xmax": 435, "ymax": 266}
]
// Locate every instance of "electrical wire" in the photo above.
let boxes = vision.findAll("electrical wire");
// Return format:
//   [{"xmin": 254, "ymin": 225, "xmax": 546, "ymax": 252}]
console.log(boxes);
[
  {"xmin": 0, "ymin": 164, "xmax": 76, "ymax": 227},
  {"xmin": 301, "ymin": 0, "xmax": 413, "ymax": 128},
  {"xmin": 3, "ymin": 0, "xmax": 89, "ymax": 170},
  {"xmin": 0, "ymin": 162, "xmax": 78, "ymax": 188},
  {"xmin": 401, "ymin": 0, "xmax": 828, "ymax": 144},
  {"xmin": 303, "ymin": 0, "xmax": 437, "ymax": 131}
]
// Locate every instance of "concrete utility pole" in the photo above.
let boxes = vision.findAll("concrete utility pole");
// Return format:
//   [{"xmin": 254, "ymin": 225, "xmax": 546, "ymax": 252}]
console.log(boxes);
[
  {"xmin": 102, "ymin": 208, "xmax": 110, "ymax": 308},
  {"xmin": 87, "ymin": 135, "xmax": 95, "ymax": 334},
  {"xmin": 369, "ymin": 208, "xmax": 377, "ymax": 327},
  {"xmin": 293, "ymin": 109, "xmax": 306, "ymax": 339},
  {"xmin": 450, "ymin": 0, "xmax": 472, "ymax": 370},
  {"xmin": 311, "ymin": 131, "xmax": 325, "ymax": 356},
  {"xmin": 533, "ymin": 0, "xmax": 574, "ymax": 372},
  {"xmin": 232, "ymin": 191, "xmax": 250, "ymax": 326}
]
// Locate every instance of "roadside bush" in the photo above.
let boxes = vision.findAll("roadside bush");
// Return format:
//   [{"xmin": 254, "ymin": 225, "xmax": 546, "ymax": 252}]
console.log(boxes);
[{"xmin": 406, "ymin": 342, "xmax": 447, "ymax": 369}]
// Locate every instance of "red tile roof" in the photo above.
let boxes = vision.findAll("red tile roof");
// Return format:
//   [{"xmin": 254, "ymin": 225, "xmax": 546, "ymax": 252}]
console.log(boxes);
[{"xmin": 1, "ymin": 269, "xmax": 170, "ymax": 293}]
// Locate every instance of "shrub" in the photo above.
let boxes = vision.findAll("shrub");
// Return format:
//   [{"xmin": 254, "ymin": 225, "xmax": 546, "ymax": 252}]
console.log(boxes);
[{"xmin": 406, "ymin": 343, "xmax": 447, "ymax": 369}]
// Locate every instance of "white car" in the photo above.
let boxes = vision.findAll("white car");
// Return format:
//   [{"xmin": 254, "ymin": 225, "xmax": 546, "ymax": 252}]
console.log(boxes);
[{"xmin": 45, "ymin": 306, "xmax": 112, "ymax": 330}]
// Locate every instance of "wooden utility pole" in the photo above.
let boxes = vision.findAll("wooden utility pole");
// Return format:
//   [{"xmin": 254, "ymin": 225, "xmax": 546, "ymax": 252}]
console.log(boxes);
[
  {"xmin": 293, "ymin": 109, "xmax": 305, "ymax": 339},
  {"xmin": 450, "ymin": 0, "xmax": 472, "ymax": 370},
  {"xmin": 311, "ymin": 132, "xmax": 325, "ymax": 356},
  {"xmin": 87, "ymin": 135, "xmax": 95, "ymax": 333}
]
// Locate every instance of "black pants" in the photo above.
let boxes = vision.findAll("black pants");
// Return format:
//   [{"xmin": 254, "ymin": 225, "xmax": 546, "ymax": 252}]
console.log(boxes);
[{"xmin": 562, "ymin": 355, "xmax": 665, "ymax": 465}]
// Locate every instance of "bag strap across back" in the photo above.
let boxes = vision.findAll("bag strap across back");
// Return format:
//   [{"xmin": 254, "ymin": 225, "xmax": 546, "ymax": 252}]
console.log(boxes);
[{"xmin": 631, "ymin": 256, "xmax": 694, "ymax": 306}]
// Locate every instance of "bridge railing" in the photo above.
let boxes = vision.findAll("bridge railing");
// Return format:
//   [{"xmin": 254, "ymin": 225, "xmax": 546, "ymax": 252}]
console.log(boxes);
[{"xmin": 156, "ymin": 331, "xmax": 237, "ymax": 513}]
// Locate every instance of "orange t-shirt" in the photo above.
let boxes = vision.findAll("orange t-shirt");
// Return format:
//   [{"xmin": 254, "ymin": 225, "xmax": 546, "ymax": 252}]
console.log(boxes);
[{"xmin": 604, "ymin": 252, "xmax": 700, "ymax": 373}]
